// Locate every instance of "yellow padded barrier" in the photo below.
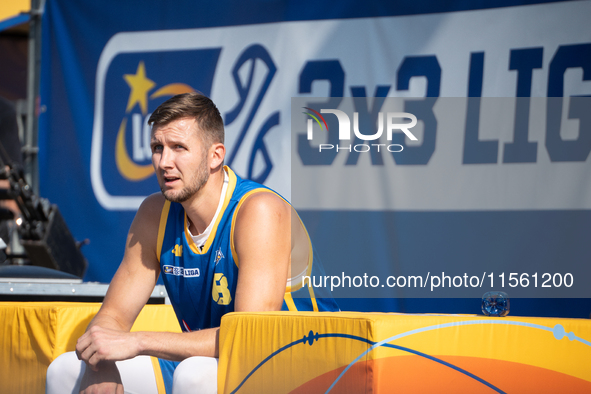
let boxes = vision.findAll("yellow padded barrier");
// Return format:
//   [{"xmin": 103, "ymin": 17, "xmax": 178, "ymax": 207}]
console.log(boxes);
[
  {"xmin": 0, "ymin": 302, "xmax": 180, "ymax": 394},
  {"xmin": 218, "ymin": 311, "xmax": 591, "ymax": 393},
  {"xmin": 4, "ymin": 305, "xmax": 591, "ymax": 393}
]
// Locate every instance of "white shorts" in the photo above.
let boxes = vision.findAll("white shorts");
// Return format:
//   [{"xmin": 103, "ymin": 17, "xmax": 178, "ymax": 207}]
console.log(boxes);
[{"xmin": 45, "ymin": 352, "xmax": 218, "ymax": 394}]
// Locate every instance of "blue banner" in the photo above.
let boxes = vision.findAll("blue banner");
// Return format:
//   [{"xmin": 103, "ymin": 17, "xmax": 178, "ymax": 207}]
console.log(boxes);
[{"xmin": 39, "ymin": 0, "xmax": 591, "ymax": 315}]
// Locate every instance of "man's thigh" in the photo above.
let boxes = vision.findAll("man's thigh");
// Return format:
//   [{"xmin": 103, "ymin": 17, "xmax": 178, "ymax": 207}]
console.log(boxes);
[
  {"xmin": 46, "ymin": 351, "xmax": 159, "ymax": 394},
  {"xmin": 172, "ymin": 356, "xmax": 218, "ymax": 394}
]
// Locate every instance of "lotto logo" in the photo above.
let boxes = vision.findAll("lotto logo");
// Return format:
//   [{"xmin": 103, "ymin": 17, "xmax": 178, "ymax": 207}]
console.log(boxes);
[
  {"xmin": 90, "ymin": 30, "xmax": 220, "ymax": 210},
  {"xmin": 162, "ymin": 265, "xmax": 200, "ymax": 278}
]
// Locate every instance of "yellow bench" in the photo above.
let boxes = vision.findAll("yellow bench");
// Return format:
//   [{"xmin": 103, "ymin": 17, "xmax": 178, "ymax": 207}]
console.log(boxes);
[{"xmin": 0, "ymin": 302, "xmax": 180, "ymax": 394}]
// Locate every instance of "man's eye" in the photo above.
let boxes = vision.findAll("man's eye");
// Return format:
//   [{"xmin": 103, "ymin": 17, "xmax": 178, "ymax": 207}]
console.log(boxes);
[{"xmin": 152, "ymin": 145, "xmax": 163, "ymax": 152}]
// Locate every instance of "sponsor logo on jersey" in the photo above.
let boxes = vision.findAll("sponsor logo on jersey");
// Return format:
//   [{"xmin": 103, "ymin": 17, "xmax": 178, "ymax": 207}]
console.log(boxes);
[{"xmin": 162, "ymin": 265, "xmax": 200, "ymax": 278}]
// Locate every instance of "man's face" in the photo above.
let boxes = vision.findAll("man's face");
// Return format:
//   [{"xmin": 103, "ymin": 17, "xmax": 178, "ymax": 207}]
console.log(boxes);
[{"xmin": 151, "ymin": 117, "xmax": 210, "ymax": 203}]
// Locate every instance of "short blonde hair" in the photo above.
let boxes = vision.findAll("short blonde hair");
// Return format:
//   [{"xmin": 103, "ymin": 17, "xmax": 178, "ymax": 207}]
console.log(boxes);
[{"xmin": 148, "ymin": 92, "xmax": 224, "ymax": 145}]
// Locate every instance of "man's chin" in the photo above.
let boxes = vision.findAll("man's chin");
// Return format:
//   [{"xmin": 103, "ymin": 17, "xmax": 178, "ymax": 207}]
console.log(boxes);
[
  {"xmin": 161, "ymin": 189, "xmax": 178, "ymax": 202},
  {"xmin": 161, "ymin": 189, "xmax": 191, "ymax": 204}
]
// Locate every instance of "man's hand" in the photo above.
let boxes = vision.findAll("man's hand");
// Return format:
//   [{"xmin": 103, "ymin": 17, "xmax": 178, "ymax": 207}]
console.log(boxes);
[
  {"xmin": 79, "ymin": 361, "xmax": 124, "ymax": 394},
  {"xmin": 76, "ymin": 326, "xmax": 140, "ymax": 371}
]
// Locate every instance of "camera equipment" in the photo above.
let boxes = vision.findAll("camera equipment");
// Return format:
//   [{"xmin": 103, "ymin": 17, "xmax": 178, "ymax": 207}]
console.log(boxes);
[{"xmin": 0, "ymin": 142, "xmax": 87, "ymax": 278}]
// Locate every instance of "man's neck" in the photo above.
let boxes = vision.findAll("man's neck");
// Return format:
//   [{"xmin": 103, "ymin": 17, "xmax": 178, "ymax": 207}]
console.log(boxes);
[{"xmin": 182, "ymin": 168, "xmax": 225, "ymax": 235}]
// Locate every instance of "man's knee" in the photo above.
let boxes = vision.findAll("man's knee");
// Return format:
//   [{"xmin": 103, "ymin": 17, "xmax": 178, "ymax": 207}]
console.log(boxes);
[
  {"xmin": 172, "ymin": 356, "xmax": 218, "ymax": 394},
  {"xmin": 46, "ymin": 352, "xmax": 84, "ymax": 394}
]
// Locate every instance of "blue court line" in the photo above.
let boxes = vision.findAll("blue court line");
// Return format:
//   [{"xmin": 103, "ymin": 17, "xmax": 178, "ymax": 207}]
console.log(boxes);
[
  {"xmin": 230, "ymin": 331, "xmax": 502, "ymax": 393},
  {"xmin": 230, "ymin": 320, "xmax": 590, "ymax": 393},
  {"xmin": 326, "ymin": 320, "xmax": 591, "ymax": 393},
  {"xmin": 229, "ymin": 335, "xmax": 307, "ymax": 394}
]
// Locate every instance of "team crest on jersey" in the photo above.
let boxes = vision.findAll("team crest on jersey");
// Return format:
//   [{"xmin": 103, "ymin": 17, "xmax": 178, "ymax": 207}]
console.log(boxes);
[
  {"xmin": 163, "ymin": 265, "xmax": 200, "ymax": 278},
  {"xmin": 172, "ymin": 244, "xmax": 183, "ymax": 257},
  {"xmin": 214, "ymin": 247, "xmax": 225, "ymax": 265}
]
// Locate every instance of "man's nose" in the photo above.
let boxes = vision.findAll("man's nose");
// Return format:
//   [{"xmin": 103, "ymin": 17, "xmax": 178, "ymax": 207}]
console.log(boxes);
[{"xmin": 159, "ymin": 147, "xmax": 174, "ymax": 168}]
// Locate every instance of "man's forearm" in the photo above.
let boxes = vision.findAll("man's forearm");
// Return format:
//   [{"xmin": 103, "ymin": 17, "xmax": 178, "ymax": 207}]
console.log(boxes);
[
  {"xmin": 77, "ymin": 324, "xmax": 219, "ymax": 369},
  {"xmin": 87, "ymin": 310, "xmax": 130, "ymax": 333},
  {"xmin": 135, "ymin": 327, "xmax": 219, "ymax": 360}
]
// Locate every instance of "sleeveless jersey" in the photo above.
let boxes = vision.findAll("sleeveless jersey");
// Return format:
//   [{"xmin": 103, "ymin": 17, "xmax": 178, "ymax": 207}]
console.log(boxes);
[{"xmin": 157, "ymin": 166, "xmax": 338, "ymax": 332}]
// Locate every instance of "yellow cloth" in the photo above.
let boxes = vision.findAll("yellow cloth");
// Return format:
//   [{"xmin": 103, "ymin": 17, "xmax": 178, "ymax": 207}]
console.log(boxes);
[
  {"xmin": 218, "ymin": 311, "xmax": 591, "ymax": 393},
  {"xmin": 0, "ymin": 302, "xmax": 180, "ymax": 394},
  {"xmin": 4, "ymin": 303, "xmax": 591, "ymax": 394}
]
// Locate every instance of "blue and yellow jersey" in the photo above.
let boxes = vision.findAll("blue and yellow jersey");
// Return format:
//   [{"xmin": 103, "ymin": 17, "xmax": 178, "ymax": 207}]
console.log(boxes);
[{"xmin": 157, "ymin": 166, "xmax": 338, "ymax": 333}]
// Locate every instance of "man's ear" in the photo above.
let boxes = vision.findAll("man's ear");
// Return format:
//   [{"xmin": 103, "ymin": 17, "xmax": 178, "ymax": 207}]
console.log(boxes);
[{"xmin": 210, "ymin": 143, "xmax": 226, "ymax": 170}]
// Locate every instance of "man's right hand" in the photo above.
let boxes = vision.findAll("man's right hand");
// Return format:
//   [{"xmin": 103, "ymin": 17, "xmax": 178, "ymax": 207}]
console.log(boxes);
[
  {"xmin": 76, "ymin": 325, "xmax": 141, "ymax": 370},
  {"xmin": 79, "ymin": 361, "xmax": 124, "ymax": 394}
]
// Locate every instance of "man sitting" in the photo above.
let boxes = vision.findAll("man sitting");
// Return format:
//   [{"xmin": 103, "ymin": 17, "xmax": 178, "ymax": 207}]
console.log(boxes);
[{"xmin": 46, "ymin": 92, "xmax": 338, "ymax": 394}]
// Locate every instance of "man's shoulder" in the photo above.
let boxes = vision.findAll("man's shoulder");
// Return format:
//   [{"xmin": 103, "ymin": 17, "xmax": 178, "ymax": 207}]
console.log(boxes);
[
  {"xmin": 233, "ymin": 178, "xmax": 287, "ymax": 205},
  {"xmin": 124, "ymin": 193, "xmax": 166, "ymax": 261},
  {"xmin": 134, "ymin": 193, "xmax": 167, "ymax": 227},
  {"xmin": 233, "ymin": 190, "xmax": 290, "ymax": 229},
  {"xmin": 140, "ymin": 192, "xmax": 167, "ymax": 212},
  {"xmin": 226, "ymin": 167, "xmax": 291, "ymax": 223},
  {"xmin": 227, "ymin": 166, "xmax": 275, "ymax": 198}
]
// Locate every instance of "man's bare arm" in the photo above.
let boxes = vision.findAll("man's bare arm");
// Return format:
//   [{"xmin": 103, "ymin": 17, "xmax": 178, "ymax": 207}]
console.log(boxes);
[
  {"xmin": 233, "ymin": 191, "xmax": 291, "ymax": 312},
  {"xmin": 76, "ymin": 193, "xmax": 163, "ymax": 372},
  {"xmin": 76, "ymin": 191, "xmax": 221, "ymax": 367},
  {"xmin": 76, "ymin": 190, "xmax": 291, "ymax": 370}
]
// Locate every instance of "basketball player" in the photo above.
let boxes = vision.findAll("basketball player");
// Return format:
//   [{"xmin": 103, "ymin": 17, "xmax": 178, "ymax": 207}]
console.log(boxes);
[{"xmin": 46, "ymin": 92, "xmax": 338, "ymax": 394}]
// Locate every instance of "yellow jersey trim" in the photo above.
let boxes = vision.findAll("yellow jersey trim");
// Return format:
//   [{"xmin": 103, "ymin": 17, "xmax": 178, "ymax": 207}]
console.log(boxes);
[
  {"xmin": 299, "ymin": 215, "xmax": 319, "ymax": 312},
  {"xmin": 156, "ymin": 200, "xmax": 171, "ymax": 263},
  {"xmin": 283, "ymin": 292, "xmax": 297, "ymax": 311},
  {"xmin": 150, "ymin": 356, "xmax": 167, "ymax": 394},
  {"xmin": 185, "ymin": 166, "xmax": 237, "ymax": 255},
  {"xmin": 284, "ymin": 211, "xmax": 314, "ymax": 292}
]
